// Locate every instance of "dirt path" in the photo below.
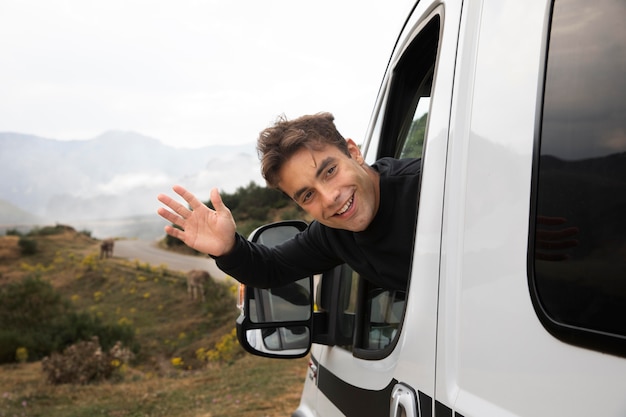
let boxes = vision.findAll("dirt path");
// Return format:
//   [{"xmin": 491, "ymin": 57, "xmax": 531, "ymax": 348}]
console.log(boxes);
[{"xmin": 113, "ymin": 239, "xmax": 229, "ymax": 282}]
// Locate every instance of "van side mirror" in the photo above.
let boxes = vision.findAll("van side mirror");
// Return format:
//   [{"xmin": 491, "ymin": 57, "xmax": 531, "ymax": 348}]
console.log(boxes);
[{"xmin": 235, "ymin": 221, "xmax": 313, "ymax": 359}]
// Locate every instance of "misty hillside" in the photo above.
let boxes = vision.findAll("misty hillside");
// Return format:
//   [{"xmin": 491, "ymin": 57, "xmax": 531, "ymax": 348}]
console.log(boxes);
[
  {"xmin": 0, "ymin": 199, "xmax": 43, "ymax": 225},
  {"xmin": 0, "ymin": 131, "xmax": 263, "ymax": 234}
]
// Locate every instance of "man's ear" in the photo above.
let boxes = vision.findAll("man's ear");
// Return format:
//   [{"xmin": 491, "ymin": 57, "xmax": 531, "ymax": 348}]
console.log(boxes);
[{"xmin": 346, "ymin": 138, "xmax": 364, "ymax": 163}]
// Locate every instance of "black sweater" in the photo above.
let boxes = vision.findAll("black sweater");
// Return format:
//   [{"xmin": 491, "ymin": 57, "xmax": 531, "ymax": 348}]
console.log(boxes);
[{"xmin": 215, "ymin": 157, "xmax": 421, "ymax": 291}]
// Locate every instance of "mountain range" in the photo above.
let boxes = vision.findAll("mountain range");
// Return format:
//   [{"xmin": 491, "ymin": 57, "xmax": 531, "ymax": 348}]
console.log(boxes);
[{"xmin": 0, "ymin": 131, "xmax": 263, "ymax": 239}]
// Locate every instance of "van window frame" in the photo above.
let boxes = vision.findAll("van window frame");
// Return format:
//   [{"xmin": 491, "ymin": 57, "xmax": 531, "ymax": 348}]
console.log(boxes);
[{"xmin": 321, "ymin": 13, "xmax": 442, "ymax": 361}]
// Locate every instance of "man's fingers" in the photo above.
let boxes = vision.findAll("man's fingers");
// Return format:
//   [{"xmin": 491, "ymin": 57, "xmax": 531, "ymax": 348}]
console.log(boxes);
[
  {"xmin": 210, "ymin": 188, "xmax": 228, "ymax": 213},
  {"xmin": 157, "ymin": 194, "xmax": 192, "ymax": 220},
  {"xmin": 157, "ymin": 193, "xmax": 183, "ymax": 211},
  {"xmin": 157, "ymin": 206, "xmax": 182, "ymax": 226},
  {"xmin": 164, "ymin": 225, "xmax": 184, "ymax": 240},
  {"xmin": 172, "ymin": 184, "xmax": 206, "ymax": 211}
]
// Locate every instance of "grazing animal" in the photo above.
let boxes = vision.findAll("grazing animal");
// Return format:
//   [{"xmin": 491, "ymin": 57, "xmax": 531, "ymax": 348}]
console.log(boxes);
[
  {"xmin": 100, "ymin": 239, "xmax": 114, "ymax": 259},
  {"xmin": 187, "ymin": 269, "xmax": 211, "ymax": 301},
  {"xmin": 187, "ymin": 269, "xmax": 211, "ymax": 302}
]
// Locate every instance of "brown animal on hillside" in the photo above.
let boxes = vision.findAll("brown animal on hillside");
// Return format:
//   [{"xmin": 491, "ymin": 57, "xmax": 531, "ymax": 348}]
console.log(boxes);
[
  {"xmin": 100, "ymin": 239, "xmax": 114, "ymax": 259},
  {"xmin": 187, "ymin": 269, "xmax": 211, "ymax": 302}
]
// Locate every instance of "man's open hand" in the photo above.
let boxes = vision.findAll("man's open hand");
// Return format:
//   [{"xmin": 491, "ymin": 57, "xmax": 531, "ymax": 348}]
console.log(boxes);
[{"xmin": 157, "ymin": 185, "xmax": 236, "ymax": 257}]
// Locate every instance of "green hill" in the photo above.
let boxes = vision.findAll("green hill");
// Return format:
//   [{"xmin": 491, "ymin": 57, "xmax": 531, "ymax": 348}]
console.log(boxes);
[{"xmin": 0, "ymin": 225, "xmax": 306, "ymax": 417}]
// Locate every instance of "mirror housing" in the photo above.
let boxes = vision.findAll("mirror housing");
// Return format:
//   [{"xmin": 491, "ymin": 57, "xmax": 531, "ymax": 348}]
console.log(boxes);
[
  {"xmin": 235, "ymin": 220, "xmax": 358, "ymax": 358},
  {"xmin": 236, "ymin": 221, "xmax": 314, "ymax": 359}
]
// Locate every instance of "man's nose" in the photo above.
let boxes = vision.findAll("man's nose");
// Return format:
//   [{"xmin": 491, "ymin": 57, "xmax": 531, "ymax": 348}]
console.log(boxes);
[{"xmin": 320, "ymin": 186, "xmax": 340, "ymax": 207}]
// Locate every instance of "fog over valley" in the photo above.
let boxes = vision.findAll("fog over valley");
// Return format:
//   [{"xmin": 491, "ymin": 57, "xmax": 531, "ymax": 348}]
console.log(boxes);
[{"xmin": 0, "ymin": 131, "xmax": 263, "ymax": 239}]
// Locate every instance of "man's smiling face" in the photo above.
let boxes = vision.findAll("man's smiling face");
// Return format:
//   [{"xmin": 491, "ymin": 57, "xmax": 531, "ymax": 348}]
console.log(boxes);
[{"xmin": 277, "ymin": 139, "xmax": 380, "ymax": 232}]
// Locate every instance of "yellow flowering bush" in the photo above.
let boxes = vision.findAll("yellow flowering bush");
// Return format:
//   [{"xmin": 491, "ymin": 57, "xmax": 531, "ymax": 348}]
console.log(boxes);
[
  {"xmin": 52, "ymin": 253, "xmax": 67, "ymax": 269},
  {"xmin": 206, "ymin": 329, "xmax": 242, "ymax": 363},
  {"xmin": 20, "ymin": 262, "xmax": 51, "ymax": 274},
  {"xmin": 117, "ymin": 317, "xmax": 132, "ymax": 326},
  {"xmin": 15, "ymin": 347, "xmax": 28, "ymax": 363},
  {"xmin": 81, "ymin": 253, "xmax": 100, "ymax": 271},
  {"xmin": 195, "ymin": 347, "xmax": 207, "ymax": 362}
]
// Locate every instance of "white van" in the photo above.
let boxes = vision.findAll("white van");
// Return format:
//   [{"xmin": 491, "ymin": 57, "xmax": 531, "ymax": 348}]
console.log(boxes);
[{"xmin": 236, "ymin": 0, "xmax": 626, "ymax": 416}]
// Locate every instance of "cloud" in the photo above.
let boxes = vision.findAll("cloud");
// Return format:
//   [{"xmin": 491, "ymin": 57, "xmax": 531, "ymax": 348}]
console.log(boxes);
[
  {"xmin": 0, "ymin": 0, "xmax": 414, "ymax": 147},
  {"xmin": 97, "ymin": 172, "xmax": 173, "ymax": 195}
]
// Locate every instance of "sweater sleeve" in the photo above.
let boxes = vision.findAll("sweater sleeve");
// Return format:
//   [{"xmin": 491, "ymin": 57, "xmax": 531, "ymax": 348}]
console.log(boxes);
[{"xmin": 214, "ymin": 223, "xmax": 343, "ymax": 288}]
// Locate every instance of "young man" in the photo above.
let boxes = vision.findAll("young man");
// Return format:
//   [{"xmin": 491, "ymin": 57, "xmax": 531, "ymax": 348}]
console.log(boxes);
[{"xmin": 157, "ymin": 112, "xmax": 421, "ymax": 291}]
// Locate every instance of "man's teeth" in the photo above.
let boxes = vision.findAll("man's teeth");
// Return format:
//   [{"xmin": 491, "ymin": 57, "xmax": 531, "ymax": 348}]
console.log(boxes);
[{"xmin": 337, "ymin": 196, "xmax": 353, "ymax": 215}]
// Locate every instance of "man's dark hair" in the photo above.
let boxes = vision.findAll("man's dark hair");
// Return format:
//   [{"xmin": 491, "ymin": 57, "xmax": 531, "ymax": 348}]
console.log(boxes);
[{"xmin": 257, "ymin": 112, "xmax": 350, "ymax": 189}]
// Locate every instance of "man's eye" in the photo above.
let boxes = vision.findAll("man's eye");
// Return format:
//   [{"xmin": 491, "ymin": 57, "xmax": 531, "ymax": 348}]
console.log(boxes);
[
  {"xmin": 327, "ymin": 166, "xmax": 336, "ymax": 176},
  {"xmin": 302, "ymin": 191, "xmax": 314, "ymax": 203}
]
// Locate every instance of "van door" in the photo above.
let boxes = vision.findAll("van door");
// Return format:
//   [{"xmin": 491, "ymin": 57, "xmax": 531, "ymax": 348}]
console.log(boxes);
[
  {"xmin": 298, "ymin": 1, "xmax": 462, "ymax": 416},
  {"xmin": 436, "ymin": 0, "xmax": 626, "ymax": 416}
]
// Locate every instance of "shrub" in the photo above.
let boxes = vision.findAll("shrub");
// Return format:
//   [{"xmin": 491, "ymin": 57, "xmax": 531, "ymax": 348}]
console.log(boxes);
[
  {"xmin": 28, "ymin": 224, "xmax": 75, "ymax": 236},
  {"xmin": 0, "ymin": 277, "xmax": 138, "ymax": 363},
  {"xmin": 18, "ymin": 236, "xmax": 38, "ymax": 255},
  {"xmin": 0, "ymin": 276, "xmax": 69, "ymax": 330},
  {"xmin": 53, "ymin": 311, "xmax": 139, "ymax": 355},
  {"xmin": 0, "ymin": 330, "xmax": 28, "ymax": 363},
  {"xmin": 280, "ymin": 207, "xmax": 304, "ymax": 221},
  {"xmin": 41, "ymin": 337, "xmax": 134, "ymax": 385},
  {"xmin": 206, "ymin": 182, "xmax": 298, "ymax": 222}
]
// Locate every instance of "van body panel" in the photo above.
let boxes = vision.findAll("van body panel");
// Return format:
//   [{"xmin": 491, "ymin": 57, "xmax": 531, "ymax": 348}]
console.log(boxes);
[
  {"xmin": 436, "ymin": 0, "xmax": 550, "ymax": 411},
  {"xmin": 439, "ymin": 0, "xmax": 626, "ymax": 416}
]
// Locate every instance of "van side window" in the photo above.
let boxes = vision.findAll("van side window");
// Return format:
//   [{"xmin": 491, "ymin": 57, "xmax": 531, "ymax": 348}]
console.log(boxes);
[
  {"xmin": 530, "ymin": 0, "xmax": 626, "ymax": 356},
  {"xmin": 377, "ymin": 17, "xmax": 439, "ymax": 160},
  {"xmin": 399, "ymin": 96, "xmax": 430, "ymax": 159},
  {"xmin": 356, "ymin": 282, "xmax": 406, "ymax": 351}
]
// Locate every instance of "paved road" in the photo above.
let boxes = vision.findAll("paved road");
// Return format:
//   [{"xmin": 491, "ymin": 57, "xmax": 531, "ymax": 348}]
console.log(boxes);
[{"xmin": 113, "ymin": 239, "xmax": 229, "ymax": 282}]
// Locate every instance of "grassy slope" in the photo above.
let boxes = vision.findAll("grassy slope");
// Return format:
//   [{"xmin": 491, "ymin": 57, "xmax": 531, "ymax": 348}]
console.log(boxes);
[{"xmin": 0, "ymin": 229, "xmax": 307, "ymax": 417}]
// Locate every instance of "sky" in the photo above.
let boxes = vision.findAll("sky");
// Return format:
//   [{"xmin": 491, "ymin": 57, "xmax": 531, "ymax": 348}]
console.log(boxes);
[{"xmin": 0, "ymin": 0, "xmax": 415, "ymax": 149}]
